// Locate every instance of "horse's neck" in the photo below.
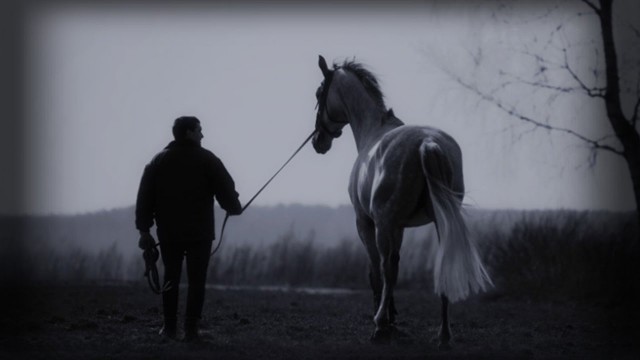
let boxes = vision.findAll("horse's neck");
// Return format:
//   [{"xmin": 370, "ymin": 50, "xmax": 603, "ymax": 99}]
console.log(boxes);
[{"xmin": 350, "ymin": 109, "xmax": 402, "ymax": 153}]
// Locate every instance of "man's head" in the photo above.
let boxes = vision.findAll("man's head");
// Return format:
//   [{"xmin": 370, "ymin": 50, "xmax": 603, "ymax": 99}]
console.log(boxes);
[{"xmin": 172, "ymin": 116, "xmax": 203, "ymax": 144}]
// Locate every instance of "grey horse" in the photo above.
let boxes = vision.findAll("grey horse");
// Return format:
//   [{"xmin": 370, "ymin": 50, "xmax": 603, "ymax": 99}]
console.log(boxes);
[{"xmin": 311, "ymin": 55, "xmax": 492, "ymax": 347}]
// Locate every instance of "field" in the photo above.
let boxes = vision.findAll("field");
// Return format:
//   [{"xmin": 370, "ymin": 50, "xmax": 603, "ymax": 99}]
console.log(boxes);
[
  {"xmin": 1, "ymin": 283, "xmax": 638, "ymax": 359},
  {"xmin": 1, "ymin": 209, "xmax": 639, "ymax": 358}
]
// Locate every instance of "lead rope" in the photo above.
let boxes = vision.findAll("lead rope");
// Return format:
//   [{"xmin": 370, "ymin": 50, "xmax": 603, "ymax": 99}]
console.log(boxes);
[
  {"xmin": 210, "ymin": 130, "xmax": 317, "ymax": 257},
  {"xmin": 143, "ymin": 242, "xmax": 172, "ymax": 294}
]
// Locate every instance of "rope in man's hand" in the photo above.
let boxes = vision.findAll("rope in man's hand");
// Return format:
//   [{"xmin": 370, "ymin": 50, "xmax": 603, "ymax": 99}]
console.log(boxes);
[{"xmin": 141, "ymin": 237, "xmax": 172, "ymax": 295}]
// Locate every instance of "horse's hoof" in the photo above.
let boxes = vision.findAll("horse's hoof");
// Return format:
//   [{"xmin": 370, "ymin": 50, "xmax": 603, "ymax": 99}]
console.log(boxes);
[
  {"xmin": 431, "ymin": 334, "xmax": 453, "ymax": 350},
  {"xmin": 389, "ymin": 325, "xmax": 409, "ymax": 338},
  {"xmin": 391, "ymin": 326, "xmax": 415, "ymax": 345},
  {"xmin": 370, "ymin": 325, "xmax": 412, "ymax": 344},
  {"xmin": 370, "ymin": 326, "xmax": 393, "ymax": 344},
  {"xmin": 438, "ymin": 340, "xmax": 452, "ymax": 351}
]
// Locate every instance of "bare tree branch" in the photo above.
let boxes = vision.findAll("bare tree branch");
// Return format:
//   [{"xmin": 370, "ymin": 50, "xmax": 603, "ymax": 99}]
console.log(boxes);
[
  {"xmin": 633, "ymin": 96, "xmax": 640, "ymax": 127},
  {"xmin": 446, "ymin": 69, "xmax": 624, "ymax": 157},
  {"xmin": 581, "ymin": 0, "xmax": 601, "ymax": 15},
  {"xmin": 595, "ymin": 133, "xmax": 619, "ymax": 143},
  {"xmin": 441, "ymin": 0, "xmax": 640, "ymax": 226},
  {"xmin": 510, "ymin": 44, "xmax": 605, "ymax": 99},
  {"xmin": 514, "ymin": 47, "xmax": 564, "ymax": 70},
  {"xmin": 503, "ymin": 70, "xmax": 583, "ymax": 94},
  {"xmin": 562, "ymin": 48, "xmax": 607, "ymax": 97}
]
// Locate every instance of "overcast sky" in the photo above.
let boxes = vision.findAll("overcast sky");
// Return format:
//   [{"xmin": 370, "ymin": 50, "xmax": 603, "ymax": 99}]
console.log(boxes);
[{"xmin": 13, "ymin": 1, "xmax": 637, "ymax": 215}]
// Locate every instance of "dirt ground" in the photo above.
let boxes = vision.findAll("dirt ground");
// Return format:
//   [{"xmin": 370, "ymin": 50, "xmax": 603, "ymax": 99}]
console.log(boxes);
[{"xmin": 1, "ymin": 283, "xmax": 637, "ymax": 359}]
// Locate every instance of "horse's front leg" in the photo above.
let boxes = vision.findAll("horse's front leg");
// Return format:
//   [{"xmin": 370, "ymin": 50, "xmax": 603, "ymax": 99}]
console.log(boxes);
[{"xmin": 372, "ymin": 225, "xmax": 403, "ymax": 342}]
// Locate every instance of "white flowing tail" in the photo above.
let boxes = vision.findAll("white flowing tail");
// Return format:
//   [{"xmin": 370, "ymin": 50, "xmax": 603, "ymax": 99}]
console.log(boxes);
[{"xmin": 420, "ymin": 141, "xmax": 493, "ymax": 303}]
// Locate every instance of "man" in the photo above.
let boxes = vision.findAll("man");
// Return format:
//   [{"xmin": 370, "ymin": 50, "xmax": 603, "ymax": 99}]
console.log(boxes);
[{"xmin": 135, "ymin": 116, "xmax": 242, "ymax": 342}]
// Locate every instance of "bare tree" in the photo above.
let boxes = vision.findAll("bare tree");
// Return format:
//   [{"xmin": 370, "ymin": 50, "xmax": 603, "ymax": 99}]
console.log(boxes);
[{"xmin": 443, "ymin": 0, "xmax": 640, "ymax": 231}]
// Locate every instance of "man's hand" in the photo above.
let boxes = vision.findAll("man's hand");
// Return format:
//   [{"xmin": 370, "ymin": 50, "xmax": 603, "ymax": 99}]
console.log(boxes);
[
  {"xmin": 227, "ymin": 203, "xmax": 243, "ymax": 216},
  {"xmin": 138, "ymin": 232, "xmax": 156, "ymax": 250}
]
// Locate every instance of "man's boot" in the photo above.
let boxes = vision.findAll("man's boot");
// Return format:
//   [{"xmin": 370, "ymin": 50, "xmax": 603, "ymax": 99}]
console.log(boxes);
[
  {"xmin": 183, "ymin": 318, "xmax": 200, "ymax": 342},
  {"xmin": 159, "ymin": 318, "xmax": 177, "ymax": 340}
]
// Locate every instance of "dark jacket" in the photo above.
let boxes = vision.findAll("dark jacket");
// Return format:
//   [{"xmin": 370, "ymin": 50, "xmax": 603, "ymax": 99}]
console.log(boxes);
[{"xmin": 135, "ymin": 140, "xmax": 242, "ymax": 241}]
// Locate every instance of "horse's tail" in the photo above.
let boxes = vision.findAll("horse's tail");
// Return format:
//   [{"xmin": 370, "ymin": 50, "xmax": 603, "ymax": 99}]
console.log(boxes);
[{"xmin": 420, "ymin": 140, "xmax": 493, "ymax": 303}]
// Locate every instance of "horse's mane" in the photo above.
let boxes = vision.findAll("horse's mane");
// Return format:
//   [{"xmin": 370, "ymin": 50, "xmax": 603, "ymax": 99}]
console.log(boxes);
[
  {"xmin": 337, "ymin": 59, "xmax": 404, "ymax": 126},
  {"xmin": 337, "ymin": 60, "xmax": 386, "ymax": 110}
]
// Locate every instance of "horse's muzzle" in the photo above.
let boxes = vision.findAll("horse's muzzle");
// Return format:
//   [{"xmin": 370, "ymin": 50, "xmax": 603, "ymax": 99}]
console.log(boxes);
[{"xmin": 312, "ymin": 132, "xmax": 332, "ymax": 154}]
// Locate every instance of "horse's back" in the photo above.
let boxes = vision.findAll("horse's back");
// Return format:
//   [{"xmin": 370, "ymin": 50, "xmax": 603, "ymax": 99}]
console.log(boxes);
[
  {"xmin": 377, "ymin": 125, "xmax": 463, "ymax": 186},
  {"xmin": 350, "ymin": 125, "xmax": 464, "ymax": 225},
  {"xmin": 385, "ymin": 125, "xmax": 462, "ymax": 161}
]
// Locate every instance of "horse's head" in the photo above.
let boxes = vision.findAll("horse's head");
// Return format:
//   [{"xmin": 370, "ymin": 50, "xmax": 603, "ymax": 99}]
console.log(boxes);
[{"xmin": 313, "ymin": 55, "xmax": 349, "ymax": 154}]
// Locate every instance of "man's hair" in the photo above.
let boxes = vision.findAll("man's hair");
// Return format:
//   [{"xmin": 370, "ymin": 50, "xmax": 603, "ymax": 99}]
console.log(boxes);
[{"xmin": 172, "ymin": 116, "xmax": 200, "ymax": 140}]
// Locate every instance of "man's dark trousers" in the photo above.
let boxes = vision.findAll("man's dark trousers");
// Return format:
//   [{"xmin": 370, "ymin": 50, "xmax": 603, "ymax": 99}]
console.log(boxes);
[{"xmin": 159, "ymin": 237, "xmax": 213, "ymax": 326}]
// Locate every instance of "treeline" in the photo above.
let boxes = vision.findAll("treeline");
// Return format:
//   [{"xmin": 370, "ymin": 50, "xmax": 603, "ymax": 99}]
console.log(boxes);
[
  {"xmin": 6, "ymin": 209, "xmax": 640, "ymax": 301},
  {"xmin": 479, "ymin": 209, "xmax": 639, "ymax": 300}
]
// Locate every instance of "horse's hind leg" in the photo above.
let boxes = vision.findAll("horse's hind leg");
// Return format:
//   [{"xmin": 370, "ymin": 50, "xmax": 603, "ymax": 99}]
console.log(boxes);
[
  {"xmin": 371, "ymin": 242, "xmax": 400, "ymax": 323},
  {"xmin": 437, "ymin": 294, "xmax": 452, "ymax": 349},
  {"xmin": 356, "ymin": 216, "xmax": 382, "ymax": 316},
  {"xmin": 389, "ymin": 249, "xmax": 401, "ymax": 324},
  {"xmin": 372, "ymin": 225, "xmax": 403, "ymax": 341}
]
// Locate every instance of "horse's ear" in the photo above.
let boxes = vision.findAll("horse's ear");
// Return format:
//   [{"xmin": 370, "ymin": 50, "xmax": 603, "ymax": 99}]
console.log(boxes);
[{"xmin": 318, "ymin": 55, "xmax": 332, "ymax": 78}]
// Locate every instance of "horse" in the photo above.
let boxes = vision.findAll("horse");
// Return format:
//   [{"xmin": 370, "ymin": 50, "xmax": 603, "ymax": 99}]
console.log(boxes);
[{"xmin": 311, "ymin": 55, "xmax": 493, "ymax": 347}]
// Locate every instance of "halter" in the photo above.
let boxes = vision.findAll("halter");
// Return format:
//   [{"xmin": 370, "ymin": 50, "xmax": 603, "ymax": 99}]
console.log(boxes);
[{"xmin": 315, "ymin": 69, "xmax": 348, "ymax": 139}]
